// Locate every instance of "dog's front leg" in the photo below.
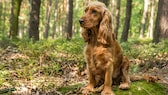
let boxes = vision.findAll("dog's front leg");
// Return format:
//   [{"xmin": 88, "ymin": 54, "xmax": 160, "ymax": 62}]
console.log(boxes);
[
  {"xmin": 82, "ymin": 55, "xmax": 96, "ymax": 94},
  {"xmin": 101, "ymin": 62, "xmax": 115, "ymax": 95},
  {"xmin": 82, "ymin": 69, "xmax": 95, "ymax": 94},
  {"xmin": 87, "ymin": 70, "xmax": 96, "ymax": 90}
]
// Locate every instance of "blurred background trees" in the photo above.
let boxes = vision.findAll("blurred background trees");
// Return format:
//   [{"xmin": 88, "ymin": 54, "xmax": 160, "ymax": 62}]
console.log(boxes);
[
  {"xmin": 28, "ymin": 0, "xmax": 41, "ymax": 41},
  {"xmin": 0, "ymin": 0, "xmax": 167, "ymax": 42},
  {"xmin": 9, "ymin": 0, "xmax": 22, "ymax": 39},
  {"xmin": 120, "ymin": 0, "xmax": 132, "ymax": 42},
  {"xmin": 153, "ymin": 0, "xmax": 168, "ymax": 43}
]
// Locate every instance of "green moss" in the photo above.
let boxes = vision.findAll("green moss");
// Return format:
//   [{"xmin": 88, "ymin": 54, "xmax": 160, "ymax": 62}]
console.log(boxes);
[
  {"xmin": 114, "ymin": 81, "xmax": 166, "ymax": 95},
  {"xmin": 58, "ymin": 84, "xmax": 84, "ymax": 94},
  {"xmin": 58, "ymin": 81, "xmax": 167, "ymax": 95}
]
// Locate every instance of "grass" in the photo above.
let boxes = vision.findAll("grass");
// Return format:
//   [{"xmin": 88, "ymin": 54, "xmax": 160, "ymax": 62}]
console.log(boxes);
[
  {"xmin": 57, "ymin": 84, "xmax": 84, "ymax": 94},
  {"xmin": 57, "ymin": 81, "xmax": 167, "ymax": 95},
  {"xmin": 114, "ymin": 81, "xmax": 166, "ymax": 95}
]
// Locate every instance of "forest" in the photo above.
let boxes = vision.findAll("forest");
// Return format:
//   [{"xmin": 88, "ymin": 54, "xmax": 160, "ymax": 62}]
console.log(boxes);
[{"xmin": 0, "ymin": 0, "xmax": 168, "ymax": 95}]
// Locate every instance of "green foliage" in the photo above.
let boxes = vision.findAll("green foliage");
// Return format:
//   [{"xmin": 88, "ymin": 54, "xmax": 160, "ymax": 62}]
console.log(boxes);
[
  {"xmin": 40, "ymin": 62, "xmax": 62, "ymax": 76},
  {"xmin": 0, "ymin": 36, "xmax": 85, "ymax": 89},
  {"xmin": 130, "ymin": 0, "xmax": 144, "ymax": 36},
  {"xmin": 130, "ymin": 64, "xmax": 141, "ymax": 73},
  {"xmin": 121, "ymin": 42, "xmax": 140, "ymax": 58},
  {"xmin": 0, "ymin": 36, "xmax": 16, "ymax": 49},
  {"xmin": 1, "ymin": 36, "xmax": 84, "ymax": 77},
  {"xmin": 121, "ymin": 38, "xmax": 168, "ymax": 59}
]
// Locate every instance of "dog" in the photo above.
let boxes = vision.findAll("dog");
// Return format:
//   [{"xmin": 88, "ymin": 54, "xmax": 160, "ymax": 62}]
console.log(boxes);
[{"xmin": 79, "ymin": 1, "xmax": 130, "ymax": 95}]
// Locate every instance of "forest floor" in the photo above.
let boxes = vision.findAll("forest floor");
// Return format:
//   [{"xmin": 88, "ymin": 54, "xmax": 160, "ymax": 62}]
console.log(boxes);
[{"xmin": 0, "ymin": 38, "xmax": 168, "ymax": 95}]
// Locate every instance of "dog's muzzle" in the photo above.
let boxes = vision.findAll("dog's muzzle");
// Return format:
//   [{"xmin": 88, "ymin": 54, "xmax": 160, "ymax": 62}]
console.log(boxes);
[{"xmin": 79, "ymin": 18, "xmax": 84, "ymax": 25}]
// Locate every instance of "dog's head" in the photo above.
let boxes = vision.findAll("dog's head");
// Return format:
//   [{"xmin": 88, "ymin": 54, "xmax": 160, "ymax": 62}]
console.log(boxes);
[
  {"xmin": 79, "ymin": 1, "xmax": 105, "ymax": 29},
  {"xmin": 79, "ymin": 1, "xmax": 114, "ymax": 45}
]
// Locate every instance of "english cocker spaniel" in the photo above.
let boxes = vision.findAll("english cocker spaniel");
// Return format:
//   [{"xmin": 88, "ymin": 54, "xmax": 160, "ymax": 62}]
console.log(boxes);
[{"xmin": 79, "ymin": 1, "xmax": 130, "ymax": 95}]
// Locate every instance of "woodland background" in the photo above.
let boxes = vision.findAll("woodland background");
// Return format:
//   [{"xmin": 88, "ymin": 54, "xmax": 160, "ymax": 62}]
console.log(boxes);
[{"xmin": 0, "ymin": 0, "xmax": 168, "ymax": 95}]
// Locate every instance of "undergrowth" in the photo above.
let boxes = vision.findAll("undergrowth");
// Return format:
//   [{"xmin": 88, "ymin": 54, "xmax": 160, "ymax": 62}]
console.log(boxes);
[
  {"xmin": 0, "ymin": 37, "xmax": 85, "ymax": 88},
  {"xmin": 121, "ymin": 39, "xmax": 168, "ymax": 59},
  {"xmin": 0, "ymin": 37, "xmax": 167, "ymax": 94},
  {"xmin": 0, "ymin": 37, "xmax": 168, "ymax": 80}
]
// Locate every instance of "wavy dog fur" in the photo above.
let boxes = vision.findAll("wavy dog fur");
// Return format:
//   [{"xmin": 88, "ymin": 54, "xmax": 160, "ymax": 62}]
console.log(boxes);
[{"xmin": 79, "ymin": 1, "xmax": 130, "ymax": 95}]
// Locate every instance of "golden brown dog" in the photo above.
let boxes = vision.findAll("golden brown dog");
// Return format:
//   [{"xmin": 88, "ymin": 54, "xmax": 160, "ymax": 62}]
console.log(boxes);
[{"xmin": 79, "ymin": 1, "xmax": 130, "ymax": 95}]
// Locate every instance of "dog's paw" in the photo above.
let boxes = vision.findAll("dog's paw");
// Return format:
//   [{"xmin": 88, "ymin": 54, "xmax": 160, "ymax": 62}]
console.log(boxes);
[
  {"xmin": 81, "ymin": 86, "xmax": 94, "ymax": 95},
  {"xmin": 119, "ymin": 82, "xmax": 130, "ymax": 90},
  {"xmin": 101, "ymin": 90, "xmax": 115, "ymax": 95}
]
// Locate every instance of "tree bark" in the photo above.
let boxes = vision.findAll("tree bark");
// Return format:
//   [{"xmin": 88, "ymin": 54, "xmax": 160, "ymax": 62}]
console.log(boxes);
[
  {"xmin": 62, "ymin": 0, "xmax": 66, "ymax": 37},
  {"xmin": 9, "ymin": 0, "xmax": 22, "ymax": 39},
  {"xmin": 73, "ymin": 0, "xmax": 79, "ymax": 33},
  {"xmin": 140, "ymin": 0, "xmax": 149, "ymax": 38},
  {"xmin": 114, "ymin": 0, "xmax": 120, "ymax": 39},
  {"xmin": 121, "ymin": 0, "xmax": 132, "ymax": 42},
  {"xmin": 153, "ymin": 0, "xmax": 168, "ymax": 43},
  {"xmin": 111, "ymin": 0, "xmax": 115, "ymax": 34},
  {"xmin": 65, "ymin": 0, "xmax": 73, "ymax": 40},
  {"xmin": 52, "ymin": 0, "xmax": 58, "ymax": 39},
  {"xmin": 0, "ymin": 2, "xmax": 2, "ymax": 32},
  {"xmin": 44, "ymin": 0, "xmax": 52, "ymax": 39},
  {"xmin": 58, "ymin": 4, "xmax": 61, "ymax": 36},
  {"xmin": 147, "ymin": 0, "xmax": 155, "ymax": 38},
  {"xmin": 28, "ymin": 0, "xmax": 41, "ymax": 41}
]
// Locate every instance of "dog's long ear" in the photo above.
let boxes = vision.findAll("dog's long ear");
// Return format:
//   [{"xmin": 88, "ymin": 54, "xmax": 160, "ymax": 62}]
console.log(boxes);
[{"xmin": 97, "ymin": 9, "xmax": 114, "ymax": 45}]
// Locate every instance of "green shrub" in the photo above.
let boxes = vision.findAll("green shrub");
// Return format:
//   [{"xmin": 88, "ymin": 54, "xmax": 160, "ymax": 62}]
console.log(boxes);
[{"xmin": 121, "ymin": 39, "xmax": 168, "ymax": 59}]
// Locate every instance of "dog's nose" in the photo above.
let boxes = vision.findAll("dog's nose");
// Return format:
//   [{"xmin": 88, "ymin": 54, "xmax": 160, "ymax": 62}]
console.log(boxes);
[{"xmin": 79, "ymin": 19, "xmax": 84, "ymax": 24}]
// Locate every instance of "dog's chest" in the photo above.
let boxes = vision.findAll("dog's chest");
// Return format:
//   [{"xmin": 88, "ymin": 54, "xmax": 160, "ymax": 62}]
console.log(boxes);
[
  {"xmin": 86, "ymin": 46, "xmax": 111, "ymax": 75},
  {"xmin": 89, "ymin": 59, "xmax": 105, "ymax": 75}
]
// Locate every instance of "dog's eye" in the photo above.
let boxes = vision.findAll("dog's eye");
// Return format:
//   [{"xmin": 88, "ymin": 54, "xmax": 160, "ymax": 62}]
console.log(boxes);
[{"xmin": 91, "ymin": 10, "xmax": 97, "ymax": 14}]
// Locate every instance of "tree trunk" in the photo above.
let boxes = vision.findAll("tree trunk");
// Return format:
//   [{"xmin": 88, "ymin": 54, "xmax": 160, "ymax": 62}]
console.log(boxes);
[
  {"xmin": 0, "ymin": 2, "xmax": 2, "ymax": 32},
  {"xmin": 52, "ymin": 0, "xmax": 58, "ymax": 39},
  {"xmin": 114, "ymin": 0, "xmax": 120, "ymax": 39},
  {"xmin": 121, "ymin": 0, "xmax": 132, "ymax": 42},
  {"xmin": 44, "ymin": 0, "xmax": 52, "ymax": 39},
  {"xmin": 62, "ymin": 0, "xmax": 66, "ymax": 37},
  {"xmin": 65, "ymin": 0, "xmax": 73, "ymax": 40},
  {"xmin": 140, "ymin": 0, "xmax": 149, "ymax": 38},
  {"xmin": 73, "ymin": 0, "xmax": 79, "ymax": 33},
  {"xmin": 153, "ymin": 0, "xmax": 168, "ymax": 43},
  {"xmin": 58, "ymin": 5, "xmax": 61, "ymax": 36},
  {"xmin": 147, "ymin": 0, "xmax": 155, "ymax": 38},
  {"xmin": 3, "ymin": 1, "xmax": 6, "ymax": 33},
  {"xmin": 9, "ymin": 0, "xmax": 22, "ymax": 39},
  {"xmin": 28, "ymin": 0, "xmax": 41, "ymax": 41},
  {"xmin": 98, "ymin": 0, "xmax": 110, "ymax": 7},
  {"xmin": 111, "ymin": 0, "xmax": 115, "ymax": 34}
]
